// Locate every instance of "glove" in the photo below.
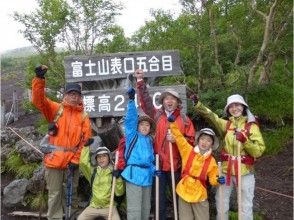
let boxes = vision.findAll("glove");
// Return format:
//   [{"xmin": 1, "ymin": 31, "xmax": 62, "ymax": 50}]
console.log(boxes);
[
  {"xmin": 112, "ymin": 170, "xmax": 121, "ymax": 178},
  {"xmin": 85, "ymin": 138, "xmax": 94, "ymax": 146},
  {"xmin": 68, "ymin": 162, "xmax": 79, "ymax": 171},
  {"xmin": 127, "ymin": 87, "xmax": 135, "ymax": 100},
  {"xmin": 167, "ymin": 109, "xmax": 180, "ymax": 122},
  {"xmin": 167, "ymin": 115, "xmax": 176, "ymax": 122},
  {"xmin": 154, "ymin": 170, "xmax": 163, "ymax": 177},
  {"xmin": 235, "ymin": 131, "xmax": 247, "ymax": 143},
  {"xmin": 217, "ymin": 176, "xmax": 225, "ymax": 185},
  {"xmin": 35, "ymin": 64, "xmax": 48, "ymax": 78},
  {"xmin": 189, "ymin": 94, "xmax": 199, "ymax": 105}
]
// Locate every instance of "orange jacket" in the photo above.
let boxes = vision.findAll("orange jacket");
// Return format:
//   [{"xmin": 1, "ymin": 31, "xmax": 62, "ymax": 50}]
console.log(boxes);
[{"xmin": 32, "ymin": 77, "xmax": 92, "ymax": 169}]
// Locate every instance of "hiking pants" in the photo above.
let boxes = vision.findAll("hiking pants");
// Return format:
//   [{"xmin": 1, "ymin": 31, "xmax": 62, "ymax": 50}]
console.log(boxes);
[
  {"xmin": 215, "ymin": 173, "xmax": 255, "ymax": 220},
  {"xmin": 77, "ymin": 206, "xmax": 120, "ymax": 220},
  {"xmin": 158, "ymin": 170, "xmax": 181, "ymax": 220},
  {"xmin": 178, "ymin": 197, "xmax": 209, "ymax": 220},
  {"xmin": 126, "ymin": 182, "xmax": 152, "ymax": 220},
  {"xmin": 45, "ymin": 167, "xmax": 79, "ymax": 220}
]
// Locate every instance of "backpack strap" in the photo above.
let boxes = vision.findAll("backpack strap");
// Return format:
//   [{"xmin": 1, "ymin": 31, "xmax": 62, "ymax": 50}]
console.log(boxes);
[
  {"xmin": 181, "ymin": 150, "xmax": 212, "ymax": 188},
  {"xmin": 125, "ymin": 134, "xmax": 138, "ymax": 163},
  {"xmin": 53, "ymin": 104, "xmax": 64, "ymax": 123},
  {"xmin": 181, "ymin": 150, "xmax": 196, "ymax": 178},
  {"xmin": 198, "ymin": 156, "xmax": 212, "ymax": 188}
]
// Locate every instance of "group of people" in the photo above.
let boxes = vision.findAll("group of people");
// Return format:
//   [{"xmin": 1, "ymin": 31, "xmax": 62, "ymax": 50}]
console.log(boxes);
[{"xmin": 32, "ymin": 65, "xmax": 266, "ymax": 220}]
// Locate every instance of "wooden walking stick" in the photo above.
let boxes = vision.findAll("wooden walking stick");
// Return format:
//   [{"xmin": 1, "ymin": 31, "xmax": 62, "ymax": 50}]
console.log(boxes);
[
  {"xmin": 237, "ymin": 141, "xmax": 242, "ymax": 220},
  {"xmin": 108, "ymin": 151, "xmax": 119, "ymax": 220},
  {"xmin": 168, "ymin": 129, "xmax": 178, "ymax": 220},
  {"xmin": 155, "ymin": 154, "xmax": 159, "ymax": 220},
  {"xmin": 218, "ymin": 161, "xmax": 224, "ymax": 220}
]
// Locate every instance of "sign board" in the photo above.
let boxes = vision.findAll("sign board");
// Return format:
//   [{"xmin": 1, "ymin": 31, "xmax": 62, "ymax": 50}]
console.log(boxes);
[
  {"xmin": 82, "ymin": 85, "xmax": 187, "ymax": 118},
  {"xmin": 64, "ymin": 50, "xmax": 182, "ymax": 82}
]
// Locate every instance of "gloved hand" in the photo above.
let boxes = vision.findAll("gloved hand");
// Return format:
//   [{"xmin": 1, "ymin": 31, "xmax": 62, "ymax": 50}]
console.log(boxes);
[
  {"xmin": 154, "ymin": 170, "xmax": 163, "ymax": 177},
  {"xmin": 68, "ymin": 162, "xmax": 79, "ymax": 171},
  {"xmin": 167, "ymin": 115, "xmax": 176, "ymax": 122},
  {"xmin": 167, "ymin": 109, "xmax": 180, "ymax": 122},
  {"xmin": 112, "ymin": 170, "xmax": 121, "ymax": 178},
  {"xmin": 127, "ymin": 87, "xmax": 135, "ymax": 100},
  {"xmin": 189, "ymin": 94, "xmax": 199, "ymax": 105},
  {"xmin": 217, "ymin": 176, "xmax": 225, "ymax": 185},
  {"xmin": 35, "ymin": 64, "xmax": 48, "ymax": 79},
  {"xmin": 85, "ymin": 138, "xmax": 94, "ymax": 146},
  {"xmin": 235, "ymin": 131, "xmax": 247, "ymax": 143}
]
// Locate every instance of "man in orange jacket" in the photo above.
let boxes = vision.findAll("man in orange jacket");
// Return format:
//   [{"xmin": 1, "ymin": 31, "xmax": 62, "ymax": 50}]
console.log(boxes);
[{"xmin": 32, "ymin": 65, "xmax": 92, "ymax": 220}]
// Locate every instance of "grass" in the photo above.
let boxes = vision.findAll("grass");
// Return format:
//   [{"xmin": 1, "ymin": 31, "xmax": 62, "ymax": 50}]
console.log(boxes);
[
  {"xmin": 4, "ymin": 150, "xmax": 41, "ymax": 179},
  {"xmin": 229, "ymin": 211, "xmax": 265, "ymax": 220}
]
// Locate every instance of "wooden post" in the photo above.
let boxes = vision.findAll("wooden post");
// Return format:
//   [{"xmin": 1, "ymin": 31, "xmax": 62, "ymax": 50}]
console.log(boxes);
[
  {"xmin": 218, "ymin": 161, "xmax": 224, "ymax": 220},
  {"xmin": 168, "ymin": 129, "xmax": 178, "ymax": 220},
  {"xmin": 1, "ymin": 100, "xmax": 5, "ymax": 127},
  {"xmin": 155, "ymin": 154, "xmax": 159, "ymax": 220},
  {"xmin": 108, "ymin": 151, "xmax": 119, "ymax": 220},
  {"xmin": 13, "ymin": 90, "xmax": 18, "ymax": 121},
  {"xmin": 237, "ymin": 141, "xmax": 242, "ymax": 220}
]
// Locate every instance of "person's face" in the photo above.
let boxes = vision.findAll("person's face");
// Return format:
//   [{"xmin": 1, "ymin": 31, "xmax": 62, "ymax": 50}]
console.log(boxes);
[
  {"xmin": 96, "ymin": 153, "xmax": 110, "ymax": 168},
  {"xmin": 64, "ymin": 91, "xmax": 81, "ymax": 106},
  {"xmin": 162, "ymin": 95, "xmax": 178, "ymax": 112},
  {"xmin": 138, "ymin": 120, "xmax": 151, "ymax": 136},
  {"xmin": 228, "ymin": 103, "xmax": 244, "ymax": 118},
  {"xmin": 198, "ymin": 134, "xmax": 214, "ymax": 151}
]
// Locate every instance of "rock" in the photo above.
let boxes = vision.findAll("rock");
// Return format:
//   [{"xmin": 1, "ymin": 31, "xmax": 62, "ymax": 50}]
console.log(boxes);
[
  {"xmin": 27, "ymin": 166, "xmax": 45, "ymax": 194},
  {"xmin": 15, "ymin": 139, "xmax": 43, "ymax": 163},
  {"xmin": 3, "ymin": 179, "xmax": 29, "ymax": 208}
]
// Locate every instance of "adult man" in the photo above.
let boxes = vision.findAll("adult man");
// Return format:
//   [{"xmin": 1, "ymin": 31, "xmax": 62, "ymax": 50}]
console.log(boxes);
[
  {"xmin": 134, "ymin": 69, "xmax": 196, "ymax": 220},
  {"xmin": 32, "ymin": 64, "xmax": 92, "ymax": 220}
]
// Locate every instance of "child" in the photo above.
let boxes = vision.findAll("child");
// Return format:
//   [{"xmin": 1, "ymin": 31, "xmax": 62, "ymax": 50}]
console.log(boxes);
[
  {"xmin": 168, "ymin": 114, "xmax": 225, "ymax": 220},
  {"xmin": 120, "ymin": 87, "xmax": 158, "ymax": 220},
  {"xmin": 78, "ymin": 145, "xmax": 125, "ymax": 220},
  {"xmin": 192, "ymin": 94, "xmax": 266, "ymax": 220}
]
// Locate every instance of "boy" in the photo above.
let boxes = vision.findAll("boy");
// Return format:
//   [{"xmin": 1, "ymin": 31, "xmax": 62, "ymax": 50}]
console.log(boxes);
[
  {"xmin": 168, "ymin": 114, "xmax": 225, "ymax": 220},
  {"xmin": 78, "ymin": 145, "xmax": 125, "ymax": 220},
  {"xmin": 121, "ymin": 87, "xmax": 159, "ymax": 220}
]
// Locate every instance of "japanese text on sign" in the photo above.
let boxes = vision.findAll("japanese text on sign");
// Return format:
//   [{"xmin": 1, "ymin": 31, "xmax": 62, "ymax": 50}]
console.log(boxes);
[
  {"xmin": 64, "ymin": 50, "xmax": 182, "ymax": 82},
  {"xmin": 82, "ymin": 85, "xmax": 187, "ymax": 118}
]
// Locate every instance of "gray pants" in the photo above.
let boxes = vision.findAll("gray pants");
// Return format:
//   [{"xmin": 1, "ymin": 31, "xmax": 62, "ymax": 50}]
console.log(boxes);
[
  {"xmin": 215, "ymin": 173, "xmax": 255, "ymax": 220},
  {"xmin": 178, "ymin": 197, "xmax": 209, "ymax": 220},
  {"xmin": 126, "ymin": 182, "xmax": 152, "ymax": 220},
  {"xmin": 45, "ymin": 167, "xmax": 79, "ymax": 220}
]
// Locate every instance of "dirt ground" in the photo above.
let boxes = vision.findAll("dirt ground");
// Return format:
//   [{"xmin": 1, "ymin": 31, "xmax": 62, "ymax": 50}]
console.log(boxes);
[
  {"xmin": 254, "ymin": 140, "xmax": 293, "ymax": 220},
  {"xmin": 1, "ymin": 113, "xmax": 293, "ymax": 219}
]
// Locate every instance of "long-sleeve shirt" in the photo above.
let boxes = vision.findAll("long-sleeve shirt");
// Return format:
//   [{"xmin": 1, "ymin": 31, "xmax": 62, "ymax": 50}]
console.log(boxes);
[{"xmin": 80, "ymin": 147, "xmax": 124, "ymax": 208}]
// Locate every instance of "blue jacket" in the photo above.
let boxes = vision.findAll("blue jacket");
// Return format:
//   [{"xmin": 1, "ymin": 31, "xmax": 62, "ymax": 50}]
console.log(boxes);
[{"xmin": 121, "ymin": 100, "xmax": 155, "ymax": 187}]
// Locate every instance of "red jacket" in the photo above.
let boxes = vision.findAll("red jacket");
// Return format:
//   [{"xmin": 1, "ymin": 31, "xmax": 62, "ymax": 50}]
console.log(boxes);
[
  {"xmin": 136, "ymin": 80, "xmax": 195, "ymax": 171},
  {"xmin": 32, "ymin": 77, "xmax": 92, "ymax": 169}
]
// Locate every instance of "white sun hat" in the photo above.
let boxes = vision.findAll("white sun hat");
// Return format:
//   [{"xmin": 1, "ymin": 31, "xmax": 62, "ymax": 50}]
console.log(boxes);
[{"xmin": 224, "ymin": 94, "xmax": 255, "ymax": 122}]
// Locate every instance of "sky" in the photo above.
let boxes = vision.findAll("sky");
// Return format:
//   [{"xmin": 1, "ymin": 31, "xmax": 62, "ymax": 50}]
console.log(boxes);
[{"xmin": 0, "ymin": 0, "xmax": 182, "ymax": 53}]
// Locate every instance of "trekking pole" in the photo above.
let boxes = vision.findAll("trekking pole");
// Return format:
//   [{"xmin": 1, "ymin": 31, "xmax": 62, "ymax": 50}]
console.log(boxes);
[
  {"xmin": 218, "ymin": 161, "xmax": 224, "ymax": 220},
  {"xmin": 65, "ymin": 167, "xmax": 74, "ymax": 220},
  {"xmin": 108, "ymin": 151, "xmax": 119, "ymax": 220},
  {"xmin": 155, "ymin": 154, "xmax": 159, "ymax": 220},
  {"xmin": 237, "ymin": 141, "xmax": 242, "ymax": 220},
  {"xmin": 168, "ymin": 129, "xmax": 178, "ymax": 220}
]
